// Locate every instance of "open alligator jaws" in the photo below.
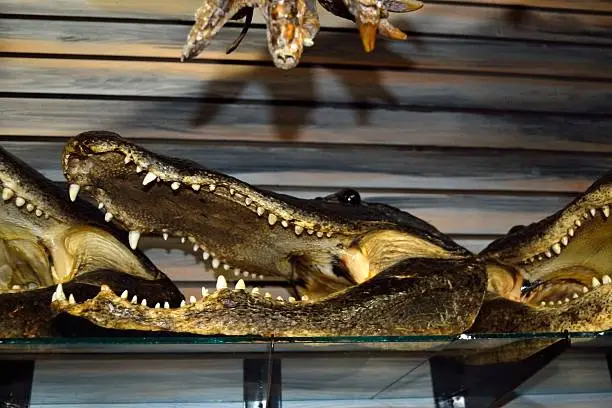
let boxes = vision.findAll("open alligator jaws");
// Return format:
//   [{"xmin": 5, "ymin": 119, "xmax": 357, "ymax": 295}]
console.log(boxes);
[
  {"xmin": 0, "ymin": 146, "xmax": 183, "ymax": 337},
  {"xmin": 53, "ymin": 131, "xmax": 611, "ymax": 337}
]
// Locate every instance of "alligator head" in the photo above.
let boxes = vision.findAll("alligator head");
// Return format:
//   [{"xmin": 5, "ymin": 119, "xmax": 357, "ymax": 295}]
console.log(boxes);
[
  {"xmin": 475, "ymin": 171, "xmax": 612, "ymax": 332},
  {"xmin": 53, "ymin": 130, "xmax": 488, "ymax": 336},
  {"xmin": 61, "ymin": 131, "xmax": 472, "ymax": 300},
  {"xmin": 0, "ymin": 146, "xmax": 183, "ymax": 337}
]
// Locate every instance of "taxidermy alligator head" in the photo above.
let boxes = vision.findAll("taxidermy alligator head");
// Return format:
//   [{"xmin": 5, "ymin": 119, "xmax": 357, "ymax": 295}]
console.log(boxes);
[
  {"xmin": 54, "ymin": 132, "xmax": 611, "ymax": 336},
  {"xmin": 0, "ymin": 146, "xmax": 183, "ymax": 337},
  {"xmin": 473, "ymin": 171, "xmax": 612, "ymax": 333}
]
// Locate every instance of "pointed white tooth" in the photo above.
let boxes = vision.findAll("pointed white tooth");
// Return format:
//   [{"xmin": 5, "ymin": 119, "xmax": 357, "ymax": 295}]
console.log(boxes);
[
  {"xmin": 234, "ymin": 269, "xmax": 240, "ymax": 276},
  {"xmin": 316, "ymin": 231, "xmax": 324, "ymax": 238},
  {"xmin": 131, "ymin": 295, "xmax": 138, "ymax": 304},
  {"xmin": 26, "ymin": 203, "xmax": 34, "ymax": 212},
  {"xmin": 545, "ymin": 250, "xmax": 552, "ymax": 258},
  {"xmin": 120, "ymin": 290, "xmax": 128, "ymax": 299},
  {"xmin": 180, "ymin": 237, "xmax": 186, "ymax": 244},
  {"xmin": 104, "ymin": 212, "xmax": 113, "ymax": 222},
  {"xmin": 51, "ymin": 292, "xmax": 57, "ymax": 302},
  {"xmin": 243, "ymin": 271, "xmax": 250, "ymax": 278},
  {"xmin": 602, "ymin": 205, "xmax": 610, "ymax": 218},
  {"xmin": 540, "ymin": 301, "xmax": 546, "ymax": 306},
  {"xmin": 170, "ymin": 181, "xmax": 180, "ymax": 190},
  {"xmin": 234, "ymin": 279, "xmax": 246, "ymax": 290},
  {"xmin": 229, "ymin": 188, "xmax": 235, "ymax": 195},
  {"xmin": 201, "ymin": 287, "xmax": 209, "ymax": 297},
  {"xmin": 202, "ymin": 251, "xmax": 210, "ymax": 260},
  {"xmin": 98, "ymin": 202, "xmax": 104, "ymax": 209},
  {"xmin": 124, "ymin": 154, "xmax": 132, "ymax": 164},
  {"xmin": 211, "ymin": 258, "xmax": 220, "ymax": 269},
  {"xmin": 294, "ymin": 225, "xmax": 304, "ymax": 235},
  {"xmin": 216, "ymin": 275, "xmax": 227, "ymax": 290},
  {"xmin": 2, "ymin": 187, "xmax": 14, "ymax": 201},
  {"xmin": 602, "ymin": 275, "xmax": 611, "ymax": 284},
  {"xmin": 245, "ymin": 197, "xmax": 252, "ymax": 205},
  {"xmin": 209, "ymin": 184, "xmax": 216, "ymax": 191},
  {"xmin": 568, "ymin": 227, "xmax": 575, "ymax": 237},
  {"xmin": 281, "ymin": 220, "xmax": 289, "ymax": 228},
  {"xmin": 288, "ymin": 296, "xmax": 296, "ymax": 303},
  {"xmin": 155, "ymin": 303, "xmax": 160, "ymax": 309},
  {"xmin": 548, "ymin": 301, "xmax": 555, "ymax": 306},
  {"xmin": 552, "ymin": 243, "xmax": 562, "ymax": 255},
  {"xmin": 180, "ymin": 300, "xmax": 186, "ymax": 307},
  {"xmin": 264, "ymin": 292, "xmax": 272, "ymax": 298},
  {"xmin": 268, "ymin": 213, "xmax": 278, "ymax": 225},
  {"xmin": 15, "ymin": 196, "xmax": 25, "ymax": 207},
  {"xmin": 326, "ymin": 232, "xmax": 333, "ymax": 237},
  {"xmin": 35, "ymin": 208, "xmax": 43, "ymax": 217},
  {"xmin": 69, "ymin": 294, "xmax": 76, "ymax": 304},
  {"xmin": 69, "ymin": 184, "xmax": 80, "ymax": 202},
  {"xmin": 589, "ymin": 208, "xmax": 597, "ymax": 217},
  {"xmin": 55, "ymin": 284, "xmax": 66, "ymax": 301},
  {"xmin": 142, "ymin": 171, "xmax": 157, "ymax": 186},
  {"xmin": 189, "ymin": 295, "xmax": 197, "ymax": 303},
  {"xmin": 164, "ymin": 301, "xmax": 170, "ymax": 309},
  {"xmin": 301, "ymin": 295, "xmax": 309, "ymax": 301},
  {"xmin": 163, "ymin": 232, "xmax": 169, "ymax": 240},
  {"xmin": 136, "ymin": 166, "xmax": 143, "ymax": 173},
  {"xmin": 257, "ymin": 207, "xmax": 265, "ymax": 216},
  {"xmin": 192, "ymin": 184, "xmax": 201, "ymax": 191},
  {"xmin": 222, "ymin": 263, "xmax": 229, "ymax": 270},
  {"xmin": 575, "ymin": 219, "xmax": 582, "ymax": 227},
  {"xmin": 561, "ymin": 236, "xmax": 569, "ymax": 246},
  {"xmin": 572, "ymin": 293, "xmax": 579, "ymax": 299},
  {"xmin": 258, "ymin": 274, "xmax": 264, "ymax": 280},
  {"xmin": 582, "ymin": 286, "xmax": 589, "ymax": 293},
  {"xmin": 557, "ymin": 300, "xmax": 563, "ymax": 305},
  {"xmin": 141, "ymin": 299, "xmax": 147, "ymax": 306},
  {"xmin": 276, "ymin": 296, "xmax": 284, "ymax": 302},
  {"xmin": 193, "ymin": 244, "xmax": 199, "ymax": 252},
  {"xmin": 307, "ymin": 230, "xmax": 314, "ymax": 235},
  {"xmin": 592, "ymin": 277, "xmax": 601, "ymax": 287},
  {"xmin": 128, "ymin": 231, "xmax": 141, "ymax": 249},
  {"xmin": 252, "ymin": 287, "xmax": 260, "ymax": 295}
]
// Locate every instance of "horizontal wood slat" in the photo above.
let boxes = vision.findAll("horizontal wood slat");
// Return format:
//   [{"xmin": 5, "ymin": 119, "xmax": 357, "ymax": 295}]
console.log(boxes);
[
  {"xmin": 2, "ymin": 2, "xmax": 611, "ymax": 44},
  {"xmin": 3, "ymin": 20, "xmax": 611, "ymax": 77},
  {"xmin": 3, "ymin": 58, "xmax": 611, "ymax": 115},
  {"xmin": 1, "ymin": 139, "xmax": 602, "ymax": 196},
  {"xmin": 3, "ymin": 98, "xmax": 611, "ymax": 152}
]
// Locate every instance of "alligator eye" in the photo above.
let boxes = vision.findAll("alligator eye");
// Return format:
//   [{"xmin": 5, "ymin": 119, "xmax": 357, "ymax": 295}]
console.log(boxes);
[
  {"xmin": 336, "ymin": 188, "xmax": 361, "ymax": 205},
  {"xmin": 508, "ymin": 225, "xmax": 525, "ymax": 234}
]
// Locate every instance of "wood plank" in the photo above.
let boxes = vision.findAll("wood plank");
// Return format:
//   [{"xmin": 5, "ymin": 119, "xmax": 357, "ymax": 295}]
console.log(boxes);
[
  {"xmin": 2, "ymin": 139, "xmax": 610, "ymax": 193},
  {"xmin": 440, "ymin": 0, "xmax": 612, "ymax": 12},
  {"xmin": 2, "ymin": 98, "xmax": 611, "ymax": 152},
  {"xmin": 4, "ymin": 20, "xmax": 611, "ymax": 78},
  {"xmin": 2, "ymin": 2, "xmax": 611, "ymax": 44},
  {"xmin": 3, "ymin": 58, "xmax": 611, "ymax": 115}
]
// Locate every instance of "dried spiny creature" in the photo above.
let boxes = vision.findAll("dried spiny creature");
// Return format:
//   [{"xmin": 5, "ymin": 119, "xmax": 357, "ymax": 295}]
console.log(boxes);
[{"xmin": 181, "ymin": 0, "xmax": 424, "ymax": 69}]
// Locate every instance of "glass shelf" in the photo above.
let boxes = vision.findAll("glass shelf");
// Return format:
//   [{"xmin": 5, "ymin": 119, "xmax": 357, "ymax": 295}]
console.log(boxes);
[{"xmin": 1, "ymin": 332, "xmax": 610, "ymax": 407}]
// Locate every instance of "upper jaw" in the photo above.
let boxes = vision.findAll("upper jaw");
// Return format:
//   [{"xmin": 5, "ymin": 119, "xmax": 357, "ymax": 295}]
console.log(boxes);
[{"xmin": 62, "ymin": 131, "xmax": 471, "ymax": 287}]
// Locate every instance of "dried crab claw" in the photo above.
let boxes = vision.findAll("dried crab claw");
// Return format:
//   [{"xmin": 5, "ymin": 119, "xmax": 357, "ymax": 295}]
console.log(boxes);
[
  {"xmin": 319, "ymin": 0, "xmax": 423, "ymax": 52},
  {"xmin": 264, "ymin": 0, "xmax": 320, "ymax": 69}
]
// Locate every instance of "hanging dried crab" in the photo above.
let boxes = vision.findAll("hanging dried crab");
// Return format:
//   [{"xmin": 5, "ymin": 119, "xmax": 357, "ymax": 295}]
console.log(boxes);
[{"xmin": 180, "ymin": 0, "xmax": 424, "ymax": 70}]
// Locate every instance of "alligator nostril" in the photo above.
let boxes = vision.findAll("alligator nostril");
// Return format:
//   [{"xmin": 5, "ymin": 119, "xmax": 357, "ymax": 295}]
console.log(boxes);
[{"xmin": 275, "ymin": 54, "xmax": 297, "ymax": 69}]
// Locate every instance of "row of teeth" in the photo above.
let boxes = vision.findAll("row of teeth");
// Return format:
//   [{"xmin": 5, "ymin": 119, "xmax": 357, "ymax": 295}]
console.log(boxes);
[
  {"xmin": 2, "ymin": 185, "xmax": 50, "ymax": 218},
  {"xmin": 68, "ymin": 153, "xmax": 335, "ymax": 238},
  {"xmin": 538, "ymin": 275, "xmax": 611, "ymax": 306},
  {"xmin": 70, "ymin": 183, "xmax": 264, "ymax": 280},
  {"xmin": 51, "ymin": 275, "xmax": 310, "ymax": 307},
  {"xmin": 523, "ymin": 205, "xmax": 609, "ymax": 264}
]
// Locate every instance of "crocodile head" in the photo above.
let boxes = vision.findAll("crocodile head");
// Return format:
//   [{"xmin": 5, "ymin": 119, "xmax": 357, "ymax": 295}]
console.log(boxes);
[
  {"xmin": 0, "ymin": 146, "xmax": 183, "ymax": 337},
  {"xmin": 62, "ymin": 131, "xmax": 472, "ymax": 302},
  {"xmin": 477, "ymin": 171, "xmax": 612, "ymax": 331}
]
